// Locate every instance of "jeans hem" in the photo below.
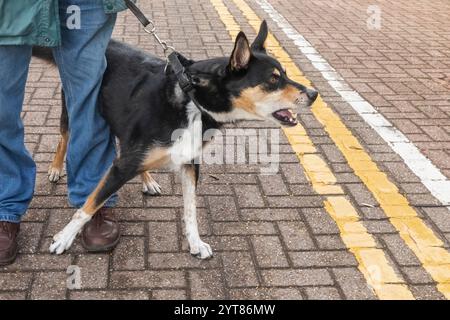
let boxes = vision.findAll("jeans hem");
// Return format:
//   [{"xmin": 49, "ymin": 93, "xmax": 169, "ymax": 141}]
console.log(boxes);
[
  {"xmin": 0, "ymin": 215, "xmax": 22, "ymax": 223},
  {"xmin": 69, "ymin": 197, "xmax": 118, "ymax": 210}
]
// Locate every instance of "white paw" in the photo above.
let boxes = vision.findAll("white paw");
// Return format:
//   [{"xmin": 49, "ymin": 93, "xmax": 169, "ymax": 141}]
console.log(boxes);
[
  {"xmin": 48, "ymin": 166, "xmax": 62, "ymax": 183},
  {"xmin": 49, "ymin": 228, "xmax": 77, "ymax": 255},
  {"xmin": 142, "ymin": 179, "xmax": 162, "ymax": 195},
  {"xmin": 49, "ymin": 209, "xmax": 91, "ymax": 254},
  {"xmin": 190, "ymin": 240, "xmax": 213, "ymax": 260}
]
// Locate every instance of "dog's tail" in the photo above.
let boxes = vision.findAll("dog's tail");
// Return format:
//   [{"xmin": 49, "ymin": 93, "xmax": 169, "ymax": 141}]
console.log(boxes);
[{"xmin": 32, "ymin": 46, "xmax": 55, "ymax": 64}]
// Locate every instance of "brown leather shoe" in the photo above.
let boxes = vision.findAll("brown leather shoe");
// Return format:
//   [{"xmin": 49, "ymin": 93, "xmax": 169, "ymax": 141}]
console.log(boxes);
[
  {"xmin": 0, "ymin": 222, "xmax": 20, "ymax": 266},
  {"xmin": 81, "ymin": 208, "xmax": 120, "ymax": 252}
]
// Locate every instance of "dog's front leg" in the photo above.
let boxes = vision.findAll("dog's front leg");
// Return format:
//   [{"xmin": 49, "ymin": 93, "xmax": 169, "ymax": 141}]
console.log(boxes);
[
  {"xmin": 49, "ymin": 159, "xmax": 138, "ymax": 254},
  {"xmin": 180, "ymin": 163, "xmax": 213, "ymax": 259},
  {"xmin": 49, "ymin": 209, "xmax": 91, "ymax": 254}
]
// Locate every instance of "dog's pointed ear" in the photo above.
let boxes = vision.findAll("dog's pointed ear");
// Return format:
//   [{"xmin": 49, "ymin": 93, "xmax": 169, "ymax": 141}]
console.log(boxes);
[
  {"xmin": 229, "ymin": 32, "xmax": 252, "ymax": 72},
  {"xmin": 251, "ymin": 20, "xmax": 268, "ymax": 52}
]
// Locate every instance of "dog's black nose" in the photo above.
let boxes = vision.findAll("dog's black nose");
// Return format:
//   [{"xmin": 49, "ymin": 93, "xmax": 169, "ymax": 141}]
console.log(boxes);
[{"xmin": 306, "ymin": 89, "xmax": 318, "ymax": 103}]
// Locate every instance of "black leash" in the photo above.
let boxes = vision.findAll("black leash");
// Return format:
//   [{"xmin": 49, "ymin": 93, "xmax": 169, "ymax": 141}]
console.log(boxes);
[{"xmin": 124, "ymin": 0, "xmax": 202, "ymax": 113}]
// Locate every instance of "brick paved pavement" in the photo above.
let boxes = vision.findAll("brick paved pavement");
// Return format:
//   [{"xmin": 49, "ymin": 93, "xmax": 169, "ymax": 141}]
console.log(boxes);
[{"xmin": 1, "ymin": 0, "xmax": 449, "ymax": 300}]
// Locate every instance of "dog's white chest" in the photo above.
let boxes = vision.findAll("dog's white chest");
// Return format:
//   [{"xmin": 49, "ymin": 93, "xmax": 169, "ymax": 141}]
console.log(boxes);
[{"xmin": 168, "ymin": 102, "xmax": 203, "ymax": 167}]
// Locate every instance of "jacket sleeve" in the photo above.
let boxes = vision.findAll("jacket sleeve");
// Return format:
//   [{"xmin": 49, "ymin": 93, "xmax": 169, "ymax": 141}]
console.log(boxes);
[{"xmin": 103, "ymin": 0, "xmax": 135, "ymax": 14}]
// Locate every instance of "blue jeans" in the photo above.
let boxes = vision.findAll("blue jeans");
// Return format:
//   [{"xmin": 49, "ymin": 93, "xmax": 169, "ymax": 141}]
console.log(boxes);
[{"xmin": 0, "ymin": 0, "xmax": 118, "ymax": 223}]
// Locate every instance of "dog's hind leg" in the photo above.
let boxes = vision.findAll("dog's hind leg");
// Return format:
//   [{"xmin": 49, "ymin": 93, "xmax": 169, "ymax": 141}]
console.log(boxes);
[
  {"xmin": 48, "ymin": 90, "xmax": 69, "ymax": 183},
  {"xmin": 141, "ymin": 171, "xmax": 162, "ymax": 195},
  {"xmin": 49, "ymin": 158, "xmax": 138, "ymax": 254},
  {"xmin": 181, "ymin": 164, "xmax": 212, "ymax": 259}
]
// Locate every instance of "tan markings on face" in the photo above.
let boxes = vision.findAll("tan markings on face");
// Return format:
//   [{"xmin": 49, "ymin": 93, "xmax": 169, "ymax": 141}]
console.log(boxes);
[
  {"xmin": 232, "ymin": 85, "xmax": 266, "ymax": 114},
  {"xmin": 281, "ymin": 84, "xmax": 302, "ymax": 102},
  {"xmin": 140, "ymin": 147, "xmax": 171, "ymax": 171},
  {"xmin": 273, "ymin": 68, "xmax": 281, "ymax": 77}
]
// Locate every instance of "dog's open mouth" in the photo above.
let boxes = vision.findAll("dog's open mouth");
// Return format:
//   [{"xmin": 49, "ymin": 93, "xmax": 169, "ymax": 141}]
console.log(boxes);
[{"xmin": 272, "ymin": 109, "xmax": 298, "ymax": 126}]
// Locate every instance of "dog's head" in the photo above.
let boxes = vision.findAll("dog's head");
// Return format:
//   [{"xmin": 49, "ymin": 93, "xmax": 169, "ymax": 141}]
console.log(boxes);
[{"xmin": 187, "ymin": 21, "xmax": 318, "ymax": 127}]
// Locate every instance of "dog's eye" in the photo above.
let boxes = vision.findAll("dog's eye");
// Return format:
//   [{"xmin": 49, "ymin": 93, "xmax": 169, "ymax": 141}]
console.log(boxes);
[{"xmin": 269, "ymin": 73, "xmax": 280, "ymax": 84}]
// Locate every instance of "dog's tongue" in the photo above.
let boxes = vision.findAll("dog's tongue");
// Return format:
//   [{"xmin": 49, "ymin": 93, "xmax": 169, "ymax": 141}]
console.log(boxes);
[
  {"xmin": 275, "ymin": 109, "xmax": 293, "ymax": 119},
  {"xmin": 273, "ymin": 109, "xmax": 298, "ymax": 126}
]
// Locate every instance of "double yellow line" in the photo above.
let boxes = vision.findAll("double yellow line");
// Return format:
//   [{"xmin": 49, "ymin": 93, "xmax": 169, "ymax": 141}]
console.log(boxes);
[{"xmin": 209, "ymin": 0, "xmax": 450, "ymax": 299}]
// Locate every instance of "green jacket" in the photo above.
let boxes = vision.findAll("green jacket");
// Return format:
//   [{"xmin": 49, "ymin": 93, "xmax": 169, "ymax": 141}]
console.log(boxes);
[{"xmin": 0, "ymin": 0, "xmax": 130, "ymax": 47}]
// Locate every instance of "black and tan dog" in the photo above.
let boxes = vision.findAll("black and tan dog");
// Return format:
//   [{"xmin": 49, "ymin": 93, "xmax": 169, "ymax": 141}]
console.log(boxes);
[{"xmin": 37, "ymin": 21, "xmax": 318, "ymax": 258}]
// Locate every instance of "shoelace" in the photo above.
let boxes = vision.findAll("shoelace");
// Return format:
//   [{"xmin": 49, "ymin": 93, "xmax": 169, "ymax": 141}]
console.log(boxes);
[{"xmin": 93, "ymin": 210, "xmax": 106, "ymax": 228}]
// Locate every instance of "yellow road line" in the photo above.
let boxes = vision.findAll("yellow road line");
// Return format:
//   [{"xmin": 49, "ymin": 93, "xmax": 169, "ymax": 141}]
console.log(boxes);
[
  {"xmin": 209, "ymin": 0, "xmax": 414, "ymax": 300},
  {"xmin": 222, "ymin": 0, "xmax": 450, "ymax": 299}
]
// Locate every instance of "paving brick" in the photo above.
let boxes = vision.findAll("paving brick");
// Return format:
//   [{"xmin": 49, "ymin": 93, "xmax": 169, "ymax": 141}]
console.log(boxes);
[
  {"xmin": 251, "ymin": 236, "xmax": 289, "ymax": 267},
  {"xmin": 152, "ymin": 289, "xmax": 186, "ymax": 300},
  {"xmin": 77, "ymin": 254, "xmax": 109, "ymax": 289},
  {"xmin": 410, "ymin": 285, "xmax": 446, "ymax": 300},
  {"xmin": 189, "ymin": 270, "xmax": 225, "ymax": 299},
  {"xmin": 267, "ymin": 196, "xmax": 323, "ymax": 208},
  {"xmin": 280, "ymin": 164, "xmax": 309, "ymax": 184},
  {"xmin": 0, "ymin": 273, "xmax": 33, "ymax": 291},
  {"xmin": 113, "ymin": 237, "xmax": 146, "ymax": 270},
  {"xmin": 205, "ymin": 236, "xmax": 249, "ymax": 252},
  {"xmin": 302, "ymin": 208, "xmax": 340, "ymax": 234},
  {"xmin": 241, "ymin": 208, "xmax": 299, "ymax": 221},
  {"xmin": 304, "ymin": 287, "xmax": 342, "ymax": 300},
  {"xmin": 126, "ymin": 208, "xmax": 177, "ymax": 221},
  {"xmin": 290, "ymin": 251, "xmax": 358, "ymax": 268},
  {"xmin": 17, "ymin": 222, "xmax": 43, "ymax": 254},
  {"xmin": 278, "ymin": 221, "xmax": 315, "ymax": 250},
  {"xmin": 148, "ymin": 252, "xmax": 219, "ymax": 269},
  {"xmin": 258, "ymin": 175, "xmax": 289, "ymax": 195},
  {"xmin": 332, "ymin": 268, "xmax": 377, "ymax": 300},
  {"xmin": 110, "ymin": 271, "xmax": 186, "ymax": 289},
  {"xmin": 359, "ymin": 207, "xmax": 389, "ymax": 220},
  {"xmin": 207, "ymin": 196, "xmax": 239, "ymax": 221},
  {"xmin": 70, "ymin": 290, "xmax": 149, "ymax": 300},
  {"xmin": 31, "ymin": 272, "xmax": 67, "ymax": 300},
  {"xmin": 321, "ymin": 144, "xmax": 347, "ymax": 163},
  {"xmin": 229, "ymin": 288, "xmax": 302, "ymax": 300},
  {"xmin": 235, "ymin": 185, "xmax": 265, "ymax": 207},
  {"xmin": 222, "ymin": 252, "xmax": 259, "ymax": 287},
  {"xmin": 314, "ymin": 235, "xmax": 346, "ymax": 250},
  {"xmin": 345, "ymin": 184, "xmax": 379, "ymax": 207},
  {"xmin": 402, "ymin": 266, "xmax": 435, "ymax": 285},
  {"xmin": 363, "ymin": 220, "xmax": 397, "ymax": 234},
  {"xmin": 262, "ymin": 269, "xmax": 333, "ymax": 287},
  {"xmin": 148, "ymin": 222, "xmax": 179, "ymax": 252},
  {"xmin": 121, "ymin": 222, "xmax": 145, "ymax": 236},
  {"xmin": 380, "ymin": 234, "xmax": 421, "ymax": 266},
  {"xmin": 1, "ymin": 254, "xmax": 72, "ymax": 272},
  {"xmin": 422, "ymin": 207, "xmax": 450, "ymax": 232},
  {"xmin": 0, "ymin": 291, "xmax": 27, "ymax": 300},
  {"xmin": 212, "ymin": 222, "xmax": 276, "ymax": 235},
  {"xmin": 196, "ymin": 184, "xmax": 234, "ymax": 195}
]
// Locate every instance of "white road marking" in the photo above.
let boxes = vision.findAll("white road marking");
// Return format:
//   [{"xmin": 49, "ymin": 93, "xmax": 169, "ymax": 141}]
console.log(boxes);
[{"xmin": 255, "ymin": 0, "xmax": 450, "ymax": 206}]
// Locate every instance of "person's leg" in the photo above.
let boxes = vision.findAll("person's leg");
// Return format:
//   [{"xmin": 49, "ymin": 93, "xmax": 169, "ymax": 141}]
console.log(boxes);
[
  {"xmin": 0, "ymin": 45, "xmax": 34, "ymax": 265},
  {"xmin": 0, "ymin": 45, "xmax": 34, "ymax": 223},
  {"xmin": 52, "ymin": 0, "xmax": 117, "ymax": 208},
  {"xmin": 51, "ymin": 0, "xmax": 119, "ymax": 252}
]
